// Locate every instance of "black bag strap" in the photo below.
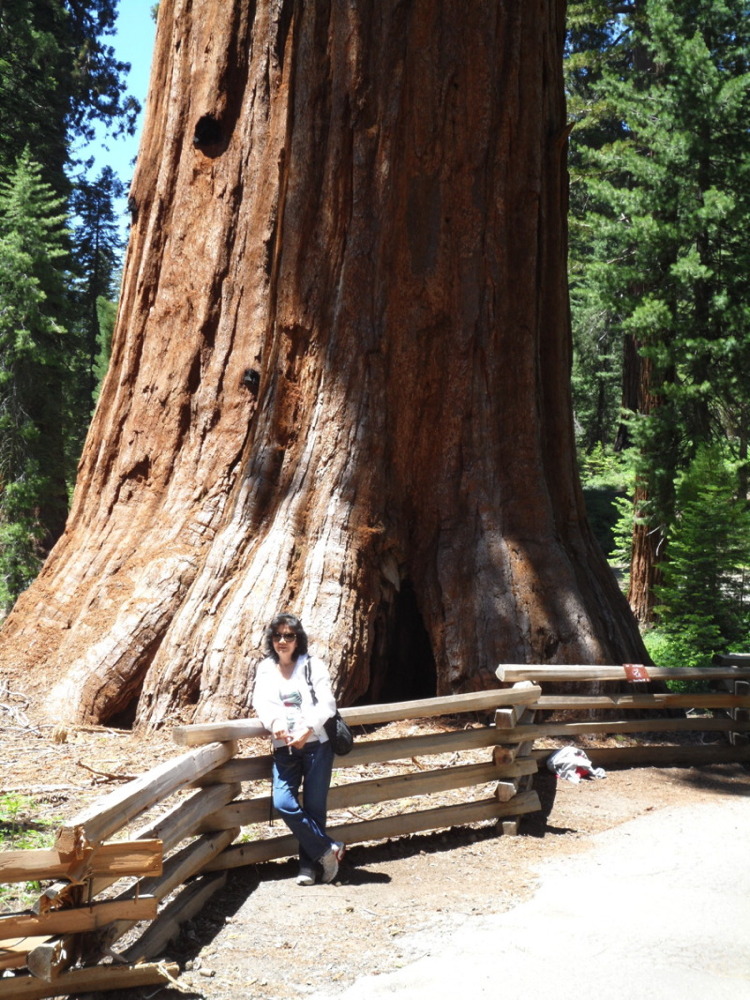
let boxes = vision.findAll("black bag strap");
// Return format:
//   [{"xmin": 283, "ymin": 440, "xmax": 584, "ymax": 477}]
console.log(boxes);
[{"xmin": 304, "ymin": 657, "xmax": 319, "ymax": 705}]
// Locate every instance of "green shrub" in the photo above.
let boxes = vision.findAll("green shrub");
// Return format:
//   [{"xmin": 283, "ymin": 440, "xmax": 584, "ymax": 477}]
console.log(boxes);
[
  {"xmin": 654, "ymin": 445, "xmax": 750, "ymax": 663},
  {"xmin": 642, "ymin": 626, "xmax": 714, "ymax": 692}
]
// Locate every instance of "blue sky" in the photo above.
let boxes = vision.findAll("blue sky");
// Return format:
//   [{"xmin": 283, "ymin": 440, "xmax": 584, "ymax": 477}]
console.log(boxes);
[{"xmin": 90, "ymin": 0, "xmax": 158, "ymax": 235}]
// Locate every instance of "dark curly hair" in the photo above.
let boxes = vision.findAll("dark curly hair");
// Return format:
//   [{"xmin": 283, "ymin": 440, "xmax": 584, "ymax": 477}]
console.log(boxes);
[{"xmin": 263, "ymin": 613, "xmax": 309, "ymax": 662}]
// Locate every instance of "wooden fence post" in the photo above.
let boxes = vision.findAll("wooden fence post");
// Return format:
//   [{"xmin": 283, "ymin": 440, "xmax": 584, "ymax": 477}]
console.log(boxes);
[{"xmin": 495, "ymin": 681, "xmax": 539, "ymax": 836}]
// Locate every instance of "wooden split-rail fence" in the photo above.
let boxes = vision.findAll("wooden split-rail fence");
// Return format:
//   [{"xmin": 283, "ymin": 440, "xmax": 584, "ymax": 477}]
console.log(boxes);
[{"xmin": 2, "ymin": 663, "xmax": 749, "ymax": 998}]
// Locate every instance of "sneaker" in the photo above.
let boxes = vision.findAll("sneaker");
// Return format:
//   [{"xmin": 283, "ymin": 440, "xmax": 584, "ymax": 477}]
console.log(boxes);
[
  {"xmin": 319, "ymin": 848, "xmax": 339, "ymax": 884},
  {"xmin": 296, "ymin": 867, "xmax": 315, "ymax": 886},
  {"xmin": 333, "ymin": 841, "xmax": 346, "ymax": 862}
]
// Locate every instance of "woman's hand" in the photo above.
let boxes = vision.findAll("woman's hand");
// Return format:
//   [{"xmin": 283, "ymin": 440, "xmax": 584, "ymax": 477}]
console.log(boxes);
[
  {"xmin": 289, "ymin": 726, "xmax": 313, "ymax": 749},
  {"xmin": 272, "ymin": 720, "xmax": 290, "ymax": 742}
]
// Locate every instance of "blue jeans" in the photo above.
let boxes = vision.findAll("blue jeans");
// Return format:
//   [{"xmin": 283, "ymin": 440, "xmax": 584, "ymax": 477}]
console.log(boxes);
[{"xmin": 272, "ymin": 740, "xmax": 334, "ymax": 867}]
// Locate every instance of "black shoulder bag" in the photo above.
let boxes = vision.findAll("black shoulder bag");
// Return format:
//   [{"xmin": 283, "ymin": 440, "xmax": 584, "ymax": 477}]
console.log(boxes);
[{"xmin": 304, "ymin": 659, "xmax": 354, "ymax": 756}]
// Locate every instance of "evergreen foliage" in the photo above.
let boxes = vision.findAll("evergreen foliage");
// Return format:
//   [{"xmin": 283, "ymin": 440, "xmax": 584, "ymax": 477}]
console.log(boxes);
[
  {"xmin": 93, "ymin": 294, "xmax": 118, "ymax": 401},
  {"xmin": 0, "ymin": 2, "xmax": 138, "ymax": 612},
  {"xmin": 654, "ymin": 445, "xmax": 750, "ymax": 664},
  {"xmin": 0, "ymin": 151, "xmax": 70, "ymax": 610},
  {"xmin": 0, "ymin": 0, "xmax": 139, "ymax": 188},
  {"xmin": 567, "ymin": 0, "xmax": 750, "ymax": 624},
  {"xmin": 68, "ymin": 166, "xmax": 125, "ymax": 453},
  {"xmin": 579, "ymin": 444, "xmax": 633, "ymax": 557}
]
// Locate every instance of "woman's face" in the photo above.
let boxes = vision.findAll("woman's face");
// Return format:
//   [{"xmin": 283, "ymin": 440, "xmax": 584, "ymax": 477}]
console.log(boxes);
[{"xmin": 272, "ymin": 626, "xmax": 298, "ymax": 658}]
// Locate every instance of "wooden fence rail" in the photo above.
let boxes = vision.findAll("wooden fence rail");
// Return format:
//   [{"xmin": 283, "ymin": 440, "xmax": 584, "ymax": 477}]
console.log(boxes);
[
  {"xmin": 498, "ymin": 662, "xmax": 750, "ymax": 769},
  {"xmin": 496, "ymin": 663, "xmax": 750, "ymax": 683},
  {"xmin": 2, "ymin": 663, "xmax": 750, "ymax": 996},
  {"xmin": 0, "ymin": 684, "xmax": 542, "ymax": 995}
]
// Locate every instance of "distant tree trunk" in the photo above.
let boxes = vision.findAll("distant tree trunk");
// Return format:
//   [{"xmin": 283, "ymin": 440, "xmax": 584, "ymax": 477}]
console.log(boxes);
[
  {"xmin": 618, "ymin": 334, "xmax": 663, "ymax": 623},
  {"xmin": 0, "ymin": 0, "xmax": 647, "ymax": 727},
  {"xmin": 628, "ymin": 487, "xmax": 663, "ymax": 625}
]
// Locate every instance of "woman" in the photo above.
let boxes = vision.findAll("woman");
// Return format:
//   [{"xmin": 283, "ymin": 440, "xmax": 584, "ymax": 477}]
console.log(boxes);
[{"xmin": 252, "ymin": 613, "xmax": 345, "ymax": 885}]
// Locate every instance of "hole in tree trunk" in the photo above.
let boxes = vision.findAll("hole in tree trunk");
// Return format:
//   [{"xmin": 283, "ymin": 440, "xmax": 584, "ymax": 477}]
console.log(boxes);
[
  {"xmin": 367, "ymin": 580, "xmax": 436, "ymax": 704},
  {"xmin": 193, "ymin": 114, "xmax": 226, "ymax": 157},
  {"xmin": 98, "ymin": 632, "xmax": 169, "ymax": 729},
  {"xmin": 103, "ymin": 695, "xmax": 139, "ymax": 730}
]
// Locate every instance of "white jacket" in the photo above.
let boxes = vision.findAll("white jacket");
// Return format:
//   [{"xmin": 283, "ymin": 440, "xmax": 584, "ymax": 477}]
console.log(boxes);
[{"xmin": 252, "ymin": 653, "xmax": 337, "ymax": 748}]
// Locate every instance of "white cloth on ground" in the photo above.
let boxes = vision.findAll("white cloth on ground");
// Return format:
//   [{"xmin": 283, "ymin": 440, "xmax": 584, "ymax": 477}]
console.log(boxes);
[{"xmin": 546, "ymin": 745, "xmax": 606, "ymax": 783}]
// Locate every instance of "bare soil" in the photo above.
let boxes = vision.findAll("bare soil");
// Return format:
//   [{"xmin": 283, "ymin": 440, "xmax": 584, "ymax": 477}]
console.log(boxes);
[{"xmin": 2, "ymin": 682, "xmax": 749, "ymax": 1000}]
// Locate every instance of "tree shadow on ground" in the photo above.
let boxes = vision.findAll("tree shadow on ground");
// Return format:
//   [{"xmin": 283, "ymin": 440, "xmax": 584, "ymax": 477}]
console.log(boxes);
[
  {"xmin": 669, "ymin": 761, "xmax": 750, "ymax": 797},
  {"xmin": 165, "ymin": 778, "xmax": 571, "ymax": 951},
  {"xmin": 154, "ymin": 799, "xmax": 569, "ymax": 966},
  {"xmin": 95, "ymin": 775, "xmax": 576, "ymax": 998}
]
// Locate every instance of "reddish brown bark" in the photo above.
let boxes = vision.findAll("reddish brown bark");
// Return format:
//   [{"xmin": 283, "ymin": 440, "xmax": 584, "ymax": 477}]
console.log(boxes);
[
  {"xmin": 0, "ymin": 0, "xmax": 647, "ymax": 727},
  {"xmin": 621, "ymin": 341, "xmax": 665, "ymax": 624}
]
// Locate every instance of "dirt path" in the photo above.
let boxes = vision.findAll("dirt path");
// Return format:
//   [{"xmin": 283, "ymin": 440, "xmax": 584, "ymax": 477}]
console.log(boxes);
[{"xmin": 306, "ymin": 793, "xmax": 750, "ymax": 1000}]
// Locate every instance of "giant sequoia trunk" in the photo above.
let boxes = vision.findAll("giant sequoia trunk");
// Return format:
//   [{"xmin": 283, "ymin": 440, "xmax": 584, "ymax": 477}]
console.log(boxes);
[{"xmin": 0, "ymin": 0, "xmax": 647, "ymax": 727}]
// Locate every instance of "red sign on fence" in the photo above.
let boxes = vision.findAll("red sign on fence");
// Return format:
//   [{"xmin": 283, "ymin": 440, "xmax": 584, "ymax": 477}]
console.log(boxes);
[{"xmin": 623, "ymin": 663, "xmax": 651, "ymax": 682}]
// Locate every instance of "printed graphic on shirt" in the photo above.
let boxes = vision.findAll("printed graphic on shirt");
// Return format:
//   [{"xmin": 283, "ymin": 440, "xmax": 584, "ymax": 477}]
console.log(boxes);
[{"xmin": 279, "ymin": 685, "xmax": 303, "ymax": 737}]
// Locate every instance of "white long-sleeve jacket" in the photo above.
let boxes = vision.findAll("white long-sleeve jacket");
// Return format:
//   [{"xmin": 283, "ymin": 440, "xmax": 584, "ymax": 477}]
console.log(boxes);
[{"xmin": 252, "ymin": 653, "xmax": 337, "ymax": 748}]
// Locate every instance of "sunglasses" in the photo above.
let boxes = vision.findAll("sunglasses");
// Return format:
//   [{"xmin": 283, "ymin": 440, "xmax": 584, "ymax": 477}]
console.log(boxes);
[{"xmin": 272, "ymin": 631, "xmax": 297, "ymax": 642}]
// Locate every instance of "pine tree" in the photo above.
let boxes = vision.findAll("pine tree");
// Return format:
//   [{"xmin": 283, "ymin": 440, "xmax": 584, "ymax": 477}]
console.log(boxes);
[
  {"xmin": 0, "ymin": 3, "xmax": 141, "ymax": 609},
  {"xmin": 567, "ymin": 0, "xmax": 750, "ymax": 620},
  {"xmin": 68, "ymin": 166, "xmax": 125, "ymax": 453},
  {"xmin": 0, "ymin": 0, "xmax": 140, "ymax": 189},
  {"xmin": 0, "ymin": 151, "xmax": 70, "ymax": 609},
  {"xmin": 655, "ymin": 445, "xmax": 750, "ymax": 665}
]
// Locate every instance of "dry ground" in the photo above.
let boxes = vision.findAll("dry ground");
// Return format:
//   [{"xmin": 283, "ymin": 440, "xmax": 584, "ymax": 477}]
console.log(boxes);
[{"xmin": 1, "ymin": 681, "xmax": 748, "ymax": 999}]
